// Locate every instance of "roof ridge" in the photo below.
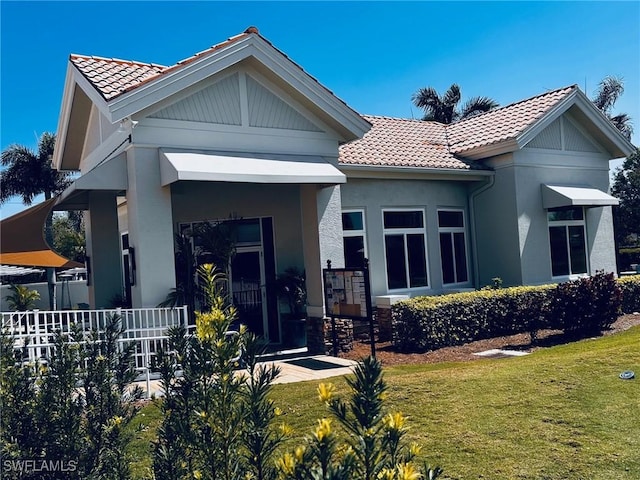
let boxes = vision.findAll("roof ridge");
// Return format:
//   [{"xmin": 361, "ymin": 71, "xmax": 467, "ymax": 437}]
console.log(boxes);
[{"xmin": 451, "ymin": 84, "xmax": 577, "ymax": 126}]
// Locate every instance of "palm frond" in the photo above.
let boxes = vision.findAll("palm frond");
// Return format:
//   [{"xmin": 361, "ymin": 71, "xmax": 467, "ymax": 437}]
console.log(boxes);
[
  {"xmin": 609, "ymin": 113, "xmax": 633, "ymax": 140},
  {"xmin": 458, "ymin": 96, "xmax": 500, "ymax": 120},
  {"xmin": 592, "ymin": 76, "xmax": 624, "ymax": 113}
]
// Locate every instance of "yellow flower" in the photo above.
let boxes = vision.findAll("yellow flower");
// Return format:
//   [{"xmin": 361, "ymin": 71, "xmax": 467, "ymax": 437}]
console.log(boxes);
[
  {"xmin": 279, "ymin": 422, "xmax": 293, "ymax": 436},
  {"xmin": 409, "ymin": 442, "xmax": 422, "ymax": 457},
  {"xmin": 384, "ymin": 412, "xmax": 406, "ymax": 432},
  {"xmin": 314, "ymin": 418, "xmax": 332, "ymax": 442},
  {"xmin": 294, "ymin": 446, "xmax": 305, "ymax": 462},
  {"xmin": 276, "ymin": 453, "xmax": 296, "ymax": 475},
  {"xmin": 274, "ymin": 407, "xmax": 283, "ymax": 416},
  {"xmin": 317, "ymin": 382, "xmax": 335, "ymax": 403},
  {"xmin": 377, "ymin": 468, "xmax": 395, "ymax": 480},
  {"xmin": 193, "ymin": 470, "xmax": 202, "ymax": 479},
  {"xmin": 397, "ymin": 462, "xmax": 420, "ymax": 480}
]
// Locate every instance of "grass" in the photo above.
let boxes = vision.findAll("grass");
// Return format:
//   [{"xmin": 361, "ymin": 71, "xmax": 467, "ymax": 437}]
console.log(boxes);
[{"xmin": 127, "ymin": 326, "xmax": 640, "ymax": 479}]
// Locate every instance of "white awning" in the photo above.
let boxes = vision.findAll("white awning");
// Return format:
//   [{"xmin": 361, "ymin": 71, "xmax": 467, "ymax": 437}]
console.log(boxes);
[
  {"xmin": 541, "ymin": 184, "xmax": 619, "ymax": 209},
  {"xmin": 159, "ymin": 151, "xmax": 346, "ymax": 186}
]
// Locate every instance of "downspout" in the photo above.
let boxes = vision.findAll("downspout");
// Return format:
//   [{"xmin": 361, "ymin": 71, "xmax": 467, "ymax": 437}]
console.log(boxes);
[{"xmin": 468, "ymin": 174, "xmax": 495, "ymax": 289}]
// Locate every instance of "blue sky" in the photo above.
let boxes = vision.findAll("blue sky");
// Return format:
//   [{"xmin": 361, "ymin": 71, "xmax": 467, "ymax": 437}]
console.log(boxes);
[{"xmin": 1, "ymin": 1, "xmax": 639, "ymax": 217}]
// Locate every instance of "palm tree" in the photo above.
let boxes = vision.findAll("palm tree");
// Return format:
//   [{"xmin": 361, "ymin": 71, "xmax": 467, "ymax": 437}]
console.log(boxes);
[
  {"xmin": 1, "ymin": 132, "xmax": 72, "ymax": 309},
  {"xmin": 591, "ymin": 76, "xmax": 633, "ymax": 140},
  {"xmin": 412, "ymin": 83, "xmax": 499, "ymax": 124}
]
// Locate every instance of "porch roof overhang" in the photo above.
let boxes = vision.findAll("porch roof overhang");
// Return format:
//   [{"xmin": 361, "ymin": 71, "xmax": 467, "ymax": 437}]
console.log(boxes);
[
  {"xmin": 541, "ymin": 184, "xmax": 619, "ymax": 209},
  {"xmin": 55, "ymin": 155, "xmax": 128, "ymax": 210},
  {"xmin": 159, "ymin": 151, "xmax": 346, "ymax": 186},
  {"xmin": 0, "ymin": 198, "xmax": 82, "ymax": 268}
]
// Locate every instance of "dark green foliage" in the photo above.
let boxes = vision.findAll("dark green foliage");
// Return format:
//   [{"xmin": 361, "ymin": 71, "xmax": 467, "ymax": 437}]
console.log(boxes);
[
  {"xmin": 0, "ymin": 315, "xmax": 142, "ymax": 479},
  {"xmin": 411, "ymin": 84, "xmax": 498, "ymax": 124},
  {"xmin": 618, "ymin": 275, "xmax": 640, "ymax": 313},
  {"xmin": 392, "ymin": 272, "xmax": 626, "ymax": 351},
  {"xmin": 52, "ymin": 213, "xmax": 86, "ymax": 264},
  {"xmin": 552, "ymin": 272, "xmax": 622, "ymax": 337},
  {"xmin": 153, "ymin": 264, "xmax": 285, "ymax": 480},
  {"xmin": 277, "ymin": 356, "xmax": 442, "ymax": 480},
  {"xmin": 392, "ymin": 286, "xmax": 554, "ymax": 352},
  {"xmin": 611, "ymin": 149, "xmax": 640, "ymax": 248}
]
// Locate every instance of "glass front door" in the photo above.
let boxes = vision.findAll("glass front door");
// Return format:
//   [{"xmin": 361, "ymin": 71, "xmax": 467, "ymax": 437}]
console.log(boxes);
[{"xmin": 230, "ymin": 248, "xmax": 267, "ymax": 337}]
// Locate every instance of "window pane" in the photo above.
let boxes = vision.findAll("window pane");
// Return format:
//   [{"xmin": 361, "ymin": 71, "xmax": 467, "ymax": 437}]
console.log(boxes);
[
  {"xmin": 384, "ymin": 211, "xmax": 423, "ymax": 229},
  {"xmin": 438, "ymin": 210, "xmax": 464, "ymax": 228},
  {"xmin": 407, "ymin": 234, "xmax": 428, "ymax": 287},
  {"xmin": 385, "ymin": 235, "xmax": 407, "ymax": 289},
  {"xmin": 454, "ymin": 232, "xmax": 468, "ymax": 282},
  {"xmin": 344, "ymin": 236, "xmax": 365, "ymax": 269},
  {"xmin": 549, "ymin": 226, "xmax": 570, "ymax": 276},
  {"xmin": 548, "ymin": 207, "xmax": 584, "ymax": 222},
  {"xmin": 342, "ymin": 211, "xmax": 363, "ymax": 231},
  {"xmin": 568, "ymin": 226, "xmax": 587, "ymax": 274},
  {"xmin": 235, "ymin": 219, "xmax": 261, "ymax": 244},
  {"xmin": 440, "ymin": 232, "xmax": 455, "ymax": 284}
]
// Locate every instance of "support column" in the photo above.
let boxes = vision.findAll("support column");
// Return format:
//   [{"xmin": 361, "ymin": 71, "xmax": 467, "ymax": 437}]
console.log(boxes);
[
  {"xmin": 85, "ymin": 191, "xmax": 123, "ymax": 308},
  {"xmin": 126, "ymin": 147, "xmax": 176, "ymax": 308},
  {"xmin": 300, "ymin": 184, "xmax": 345, "ymax": 353}
]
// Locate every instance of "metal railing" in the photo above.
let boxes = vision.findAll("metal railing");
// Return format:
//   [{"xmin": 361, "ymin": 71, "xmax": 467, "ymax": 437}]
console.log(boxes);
[{"xmin": 1, "ymin": 306, "xmax": 189, "ymax": 395}]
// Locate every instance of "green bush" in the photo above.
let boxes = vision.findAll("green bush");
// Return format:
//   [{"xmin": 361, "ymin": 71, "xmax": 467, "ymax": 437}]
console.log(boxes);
[
  {"xmin": 0, "ymin": 315, "xmax": 142, "ymax": 479},
  {"xmin": 392, "ymin": 286, "xmax": 554, "ymax": 352},
  {"xmin": 618, "ymin": 275, "xmax": 640, "ymax": 313},
  {"xmin": 552, "ymin": 272, "xmax": 621, "ymax": 338},
  {"xmin": 392, "ymin": 272, "xmax": 628, "ymax": 352}
]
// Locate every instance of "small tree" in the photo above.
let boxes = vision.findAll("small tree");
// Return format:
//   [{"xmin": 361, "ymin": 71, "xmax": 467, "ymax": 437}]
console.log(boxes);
[
  {"xmin": 277, "ymin": 356, "xmax": 443, "ymax": 480},
  {"xmin": 153, "ymin": 264, "xmax": 286, "ymax": 480},
  {"xmin": 4, "ymin": 284, "xmax": 40, "ymax": 311}
]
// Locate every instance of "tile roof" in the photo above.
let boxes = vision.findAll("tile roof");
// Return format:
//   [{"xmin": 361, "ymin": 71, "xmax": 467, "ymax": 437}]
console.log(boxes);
[
  {"xmin": 339, "ymin": 115, "xmax": 482, "ymax": 170},
  {"xmin": 340, "ymin": 86, "xmax": 578, "ymax": 170},
  {"xmin": 71, "ymin": 29, "xmax": 254, "ymax": 100},
  {"xmin": 447, "ymin": 85, "xmax": 577, "ymax": 154}
]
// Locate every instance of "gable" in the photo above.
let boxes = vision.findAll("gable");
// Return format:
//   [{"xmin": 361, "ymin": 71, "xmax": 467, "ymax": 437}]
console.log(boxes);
[
  {"xmin": 525, "ymin": 114, "xmax": 601, "ymax": 153},
  {"xmin": 245, "ymin": 75, "xmax": 322, "ymax": 132},
  {"xmin": 144, "ymin": 69, "xmax": 324, "ymax": 133},
  {"xmin": 150, "ymin": 73, "xmax": 242, "ymax": 125}
]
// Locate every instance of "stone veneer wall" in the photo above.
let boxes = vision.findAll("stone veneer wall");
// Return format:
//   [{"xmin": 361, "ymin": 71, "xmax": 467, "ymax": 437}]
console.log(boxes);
[{"xmin": 306, "ymin": 316, "xmax": 354, "ymax": 354}]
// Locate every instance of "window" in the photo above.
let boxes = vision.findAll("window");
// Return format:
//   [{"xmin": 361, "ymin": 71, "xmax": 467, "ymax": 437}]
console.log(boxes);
[
  {"xmin": 438, "ymin": 210, "xmax": 469, "ymax": 285},
  {"xmin": 548, "ymin": 207, "xmax": 588, "ymax": 277},
  {"xmin": 342, "ymin": 210, "xmax": 367, "ymax": 268},
  {"xmin": 383, "ymin": 209, "xmax": 428, "ymax": 290}
]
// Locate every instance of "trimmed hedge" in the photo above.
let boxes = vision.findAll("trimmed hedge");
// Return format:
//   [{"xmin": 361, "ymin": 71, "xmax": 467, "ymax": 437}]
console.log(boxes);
[
  {"xmin": 392, "ymin": 272, "xmax": 628, "ymax": 353},
  {"xmin": 619, "ymin": 274, "xmax": 640, "ymax": 313}
]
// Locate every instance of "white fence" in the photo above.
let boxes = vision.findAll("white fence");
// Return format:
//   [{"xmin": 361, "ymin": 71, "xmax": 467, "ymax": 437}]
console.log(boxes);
[{"xmin": 1, "ymin": 306, "xmax": 189, "ymax": 395}]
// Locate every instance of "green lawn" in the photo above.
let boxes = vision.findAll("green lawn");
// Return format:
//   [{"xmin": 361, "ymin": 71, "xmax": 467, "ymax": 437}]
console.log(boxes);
[{"xmin": 128, "ymin": 326, "xmax": 640, "ymax": 479}]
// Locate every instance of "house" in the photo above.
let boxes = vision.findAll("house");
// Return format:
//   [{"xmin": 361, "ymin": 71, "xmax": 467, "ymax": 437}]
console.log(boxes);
[{"xmin": 49, "ymin": 27, "xmax": 635, "ymax": 346}]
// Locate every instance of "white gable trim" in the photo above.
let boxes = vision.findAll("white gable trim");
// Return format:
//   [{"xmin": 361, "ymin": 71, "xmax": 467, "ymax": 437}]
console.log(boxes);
[{"xmin": 105, "ymin": 34, "xmax": 369, "ymax": 141}]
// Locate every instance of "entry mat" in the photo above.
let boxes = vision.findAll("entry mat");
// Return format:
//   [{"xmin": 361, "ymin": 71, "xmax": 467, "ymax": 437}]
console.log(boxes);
[{"xmin": 284, "ymin": 358, "xmax": 345, "ymax": 371}]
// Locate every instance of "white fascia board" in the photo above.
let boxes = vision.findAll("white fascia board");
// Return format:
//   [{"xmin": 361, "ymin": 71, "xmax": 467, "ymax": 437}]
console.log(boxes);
[
  {"xmin": 52, "ymin": 65, "xmax": 77, "ymax": 170},
  {"xmin": 339, "ymin": 164, "xmax": 494, "ymax": 181},
  {"xmin": 106, "ymin": 34, "xmax": 370, "ymax": 141},
  {"xmin": 107, "ymin": 41, "xmax": 256, "ymax": 123},
  {"xmin": 247, "ymin": 37, "xmax": 371, "ymax": 140},
  {"xmin": 569, "ymin": 91, "xmax": 636, "ymax": 156},
  {"xmin": 516, "ymin": 89, "xmax": 578, "ymax": 149}
]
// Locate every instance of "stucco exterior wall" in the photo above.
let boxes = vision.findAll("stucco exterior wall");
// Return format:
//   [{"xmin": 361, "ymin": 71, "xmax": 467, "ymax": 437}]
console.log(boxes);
[
  {"xmin": 340, "ymin": 177, "xmax": 473, "ymax": 297},
  {"xmin": 512, "ymin": 147, "xmax": 616, "ymax": 284},
  {"xmin": 471, "ymin": 155, "xmax": 523, "ymax": 287}
]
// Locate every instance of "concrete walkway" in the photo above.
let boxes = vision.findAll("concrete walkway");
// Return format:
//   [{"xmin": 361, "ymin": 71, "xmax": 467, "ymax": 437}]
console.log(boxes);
[{"xmin": 136, "ymin": 354, "xmax": 359, "ymax": 398}]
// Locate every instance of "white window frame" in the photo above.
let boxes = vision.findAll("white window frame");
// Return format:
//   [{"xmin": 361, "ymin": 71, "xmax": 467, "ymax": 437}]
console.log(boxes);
[
  {"xmin": 382, "ymin": 208, "xmax": 430, "ymax": 292},
  {"xmin": 437, "ymin": 209, "xmax": 470, "ymax": 286},
  {"xmin": 547, "ymin": 207, "xmax": 589, "ymax": 279},
  {"xmin": 342, "ymin": 209, "xmax": 368, "ymax": 267}
]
